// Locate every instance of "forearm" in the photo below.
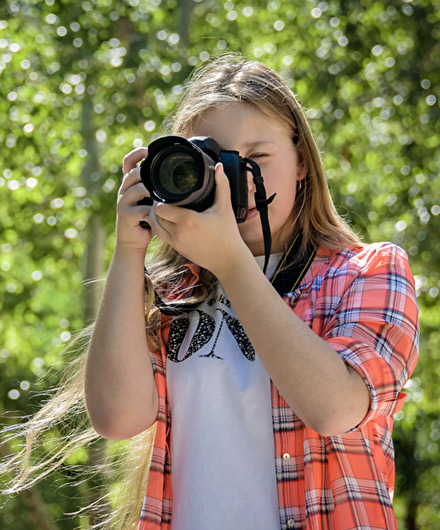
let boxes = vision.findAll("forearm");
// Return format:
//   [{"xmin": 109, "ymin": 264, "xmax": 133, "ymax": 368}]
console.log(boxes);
[
  {"xmin": 215, "ymin": 251, "xmax": 370, "ymax": 436},
  {"xmin": 85, "ymin": 246, "xmax": 158, "ymax": 439}
]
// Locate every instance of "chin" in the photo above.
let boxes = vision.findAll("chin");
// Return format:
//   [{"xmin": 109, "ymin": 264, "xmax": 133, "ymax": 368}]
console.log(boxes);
[{"xmin": 239, "ymin": 233, "xmax": 265, "ymax": 256}]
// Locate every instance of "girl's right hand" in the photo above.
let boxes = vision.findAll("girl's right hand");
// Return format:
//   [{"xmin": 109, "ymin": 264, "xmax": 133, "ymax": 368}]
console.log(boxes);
[{"xmin": 116, "ymin": 147, "xmax": 154, "ymax": 253}]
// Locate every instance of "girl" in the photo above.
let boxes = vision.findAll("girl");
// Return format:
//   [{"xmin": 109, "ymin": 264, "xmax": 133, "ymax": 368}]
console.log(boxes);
[
  {"xmin": 85, "ymin": 56, "xmax": 419, "ymax": 529},
  {"xmin": 6, "ymin": 55, "xmax": 419, "ymax": 530}
]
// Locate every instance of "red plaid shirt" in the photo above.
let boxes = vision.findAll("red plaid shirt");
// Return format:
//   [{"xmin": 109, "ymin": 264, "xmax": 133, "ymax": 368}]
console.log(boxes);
[{"xmin": 138, "ymin": 243, "xmax": 419, "ymax": 530}]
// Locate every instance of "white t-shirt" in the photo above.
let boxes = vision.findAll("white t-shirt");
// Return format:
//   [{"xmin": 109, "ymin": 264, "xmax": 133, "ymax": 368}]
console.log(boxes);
[{"xmin": 167, "ymin": 254, "xmax": 283, "ymax": 530}]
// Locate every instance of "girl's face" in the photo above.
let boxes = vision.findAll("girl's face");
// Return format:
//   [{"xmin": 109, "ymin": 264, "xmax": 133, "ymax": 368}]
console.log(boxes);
[{"xmin": 191, "ymin": 104, "xmax": 304, "ymax": 256}]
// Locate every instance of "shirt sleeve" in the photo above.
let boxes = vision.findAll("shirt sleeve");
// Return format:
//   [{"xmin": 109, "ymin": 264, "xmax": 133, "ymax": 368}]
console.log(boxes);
[{"xmin": 323, "ymin": 243, "xmax": 419, "ymax": 430}]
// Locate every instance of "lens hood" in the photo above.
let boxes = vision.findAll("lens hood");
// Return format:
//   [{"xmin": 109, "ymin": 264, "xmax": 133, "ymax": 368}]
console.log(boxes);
[{"xmin": 140, "ymin": 135, "xmax": 219, "ymax": 211}]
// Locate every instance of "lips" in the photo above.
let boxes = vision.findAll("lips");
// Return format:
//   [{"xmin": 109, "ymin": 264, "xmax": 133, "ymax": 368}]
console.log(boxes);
[{"xmin": 246, "ymin": 207, "xmax": 259, "ymax": 220}]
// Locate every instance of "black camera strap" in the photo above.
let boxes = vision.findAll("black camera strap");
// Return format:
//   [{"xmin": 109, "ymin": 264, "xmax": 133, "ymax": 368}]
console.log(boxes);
[
  {"xmin": 146, "ymin": 234, "xmax": 317, "ymax": 315},
  {"xmin": 244, "ymin": 160, "xmax": 317, "ymax": 290},
  {"xmin": 270, "ymin": 234, "xmax": 317, "ymax": 296},
  {"xmin": 245, "ymin": 158, "xmax": 276, "ymax": 275}
]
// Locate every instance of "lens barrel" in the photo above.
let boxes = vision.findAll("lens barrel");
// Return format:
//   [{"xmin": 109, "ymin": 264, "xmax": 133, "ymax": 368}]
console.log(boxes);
[
  {"xmin": 140, "ymin": 135, "xmax": 249, "ymax": 221},
  {"xmin": 151, "ymin": 147, "xmax": 201, "ymax": 198},
  {"xmin": 140, "ymin": 136, "xmax": 217, "ymax": 212}
]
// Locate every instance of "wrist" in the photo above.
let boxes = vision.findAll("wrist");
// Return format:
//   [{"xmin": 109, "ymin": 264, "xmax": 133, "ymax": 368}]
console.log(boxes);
[
  {"xmin": 113, "ymin": 244, "xmax": 147, "ymax": 269},
  {"xmin": 212, "ymin": 244, "xmax": 256, "ymax": 285}
]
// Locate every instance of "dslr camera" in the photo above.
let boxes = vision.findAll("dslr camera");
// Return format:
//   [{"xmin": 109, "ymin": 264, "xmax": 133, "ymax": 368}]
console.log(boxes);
[{"xmin": 139, "ymin": 136, "xmax": 253, "ymax": 223}]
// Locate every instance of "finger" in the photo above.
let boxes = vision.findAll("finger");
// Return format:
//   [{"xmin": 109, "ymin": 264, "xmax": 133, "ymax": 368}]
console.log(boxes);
[
  {"xmin": 122, "ymin": 147, "xmax": 149, "ymax": 176},
  {"xmin": 119, "ymin": 181, "xmax": 152, "ymax": 206},
  {"xmin": 119, "ymin": 204, "xmax": 153, "ymax": 226},
  {"xmin": 120, "ymin": 167, "xmax": 143, "ymax": 193},
  {"xmin": 139, "ymin": 209, "xmax": 153, "ymax": 230},
  {"xmin": 154, "ymin": 202, "xmax": 191, "ymax": 224},
  {"xmin": 149, "ymin": 203, "xmax": 172, "ymax": 241}
]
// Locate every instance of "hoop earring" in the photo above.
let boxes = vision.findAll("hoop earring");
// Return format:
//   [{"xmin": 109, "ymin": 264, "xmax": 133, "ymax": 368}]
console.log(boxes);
[{"xmin": 297, "ymin": 179, "xmax": 302, "ymax": 191}]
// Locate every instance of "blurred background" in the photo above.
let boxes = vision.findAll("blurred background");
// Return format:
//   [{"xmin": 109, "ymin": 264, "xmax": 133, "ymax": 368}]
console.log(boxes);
[{"xmin": 0, "ymin": 0, "xmax": 439, "ymax": 528}]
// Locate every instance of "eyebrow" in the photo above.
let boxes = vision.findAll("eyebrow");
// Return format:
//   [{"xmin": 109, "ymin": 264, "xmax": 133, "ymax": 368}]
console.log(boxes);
[{"xmin": 241, "ymin": 140, "xmax": 276, "ymax": 151}]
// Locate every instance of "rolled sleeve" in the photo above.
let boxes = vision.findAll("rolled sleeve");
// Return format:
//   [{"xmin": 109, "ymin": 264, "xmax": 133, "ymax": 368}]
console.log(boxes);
[{"xmin": 323, "ymin": 243, "xmax": 419, "ymax": 429}]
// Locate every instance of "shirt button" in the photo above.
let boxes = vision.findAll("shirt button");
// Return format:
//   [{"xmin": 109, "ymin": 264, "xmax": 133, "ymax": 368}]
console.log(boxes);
[
  {"xmin": 283, "ymin": 452, "xmax": 291, "ymax": 460},
  {"xmin": 287, "ymin": 519, "xmax": 295, "ymax": 528}
]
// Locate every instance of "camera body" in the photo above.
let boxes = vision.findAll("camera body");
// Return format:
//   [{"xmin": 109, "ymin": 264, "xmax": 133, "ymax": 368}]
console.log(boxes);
[{"xmin": 139, "ymin": 135, "xmax": 249, "ymax": 223}]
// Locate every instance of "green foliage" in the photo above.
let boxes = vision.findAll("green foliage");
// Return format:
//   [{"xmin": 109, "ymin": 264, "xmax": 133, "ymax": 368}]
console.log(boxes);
[{"xmin": 1, "ymin": 0, "xmax": 439, "ymax": 528}]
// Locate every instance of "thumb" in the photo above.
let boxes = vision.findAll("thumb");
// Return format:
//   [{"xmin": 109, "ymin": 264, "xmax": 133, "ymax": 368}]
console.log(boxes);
[{"xmin": 214, "ymin": 163, "xmax": 231, "ymax": 209}]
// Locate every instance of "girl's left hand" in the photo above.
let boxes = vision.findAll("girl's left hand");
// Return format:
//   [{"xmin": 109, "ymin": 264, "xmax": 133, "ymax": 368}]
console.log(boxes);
[{"xmin": 148, "ymin": 163, "xmax": 250, "ymax": 275}]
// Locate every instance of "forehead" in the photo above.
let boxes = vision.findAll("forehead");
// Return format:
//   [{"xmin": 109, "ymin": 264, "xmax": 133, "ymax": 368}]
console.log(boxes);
[{"xmin": 190, "ymin": 103, "xmax": 291, "ymax": 149}]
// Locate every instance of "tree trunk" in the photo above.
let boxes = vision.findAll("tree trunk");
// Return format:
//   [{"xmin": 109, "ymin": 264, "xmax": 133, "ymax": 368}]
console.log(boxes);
[
  {"xmin": 20, "ymin": 488, "xmax": 60, "ymax": 530},
  {"xmin": 177, "ymin": 0, "xmax": 194, "ymax": 48},
  {"xmin": 83, "ymin": 214, "xmax": 106, "ymax": 324},
  {"xmin": 406, "ymin": 499, "xmax": 418, "ymax": 530}
]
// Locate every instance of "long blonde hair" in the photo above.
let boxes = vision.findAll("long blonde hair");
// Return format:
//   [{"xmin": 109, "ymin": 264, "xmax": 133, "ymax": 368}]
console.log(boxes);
[
  {"xmin": 1, "ymin": 54, "xmax": 362, "ymax": 529},
  {"xmin": 147, "ymin": 54, "xmax": 362, "ymax": 325},
  {"xmin": 169, "ymin": 55, "xmax": 361, "ymax": 251}
]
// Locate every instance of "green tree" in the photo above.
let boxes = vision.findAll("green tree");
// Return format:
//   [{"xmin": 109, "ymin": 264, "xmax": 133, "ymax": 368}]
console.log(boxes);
[{"xmin": 1, "ymin": 0, "xmax": 439, "ymax": 528}]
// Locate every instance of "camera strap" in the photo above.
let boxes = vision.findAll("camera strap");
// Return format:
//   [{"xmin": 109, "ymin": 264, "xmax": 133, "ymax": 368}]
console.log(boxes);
[
  {"xmin": 245, "ymin": 158, "xmax": 276, "ymax": 275},
  {"xmin": 244, "ymin": 160, "xmax": 317, "ymax": 288},
  {"xmin": 270, "ymin": 234, "xmax": 317, "ymax": 296}
]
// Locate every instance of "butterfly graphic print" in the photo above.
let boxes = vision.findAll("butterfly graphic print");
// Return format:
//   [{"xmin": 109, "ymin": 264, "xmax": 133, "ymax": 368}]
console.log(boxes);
[{"xmin": 167, "ymin": 293, "xmax": 256, "ymax": 363}]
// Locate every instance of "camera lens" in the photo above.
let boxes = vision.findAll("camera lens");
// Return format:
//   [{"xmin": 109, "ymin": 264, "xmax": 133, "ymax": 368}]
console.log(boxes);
[
  {"xmin": 158, "ymin": 153, "xmax": 200, "ymax": 195},
  {"xmin": 153, "ymin": 148, "xmax": 201, "ymax": 198},
  {"xmin": 140, "ymin": 135, "xmax": 219, "ymax": 212}
]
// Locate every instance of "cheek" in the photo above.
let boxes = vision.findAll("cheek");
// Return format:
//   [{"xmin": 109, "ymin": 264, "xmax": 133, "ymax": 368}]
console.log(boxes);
[
  {"xmin": 272, "ymin": 174, "xmax": 296, "ymax": 208},
  {"xmin": 278, "ymin": 194, "xmax": 296, "ymax": 219},
  {"xmin": 260, "ymin": 162, "xmax": 297, "ymax": 209}
]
